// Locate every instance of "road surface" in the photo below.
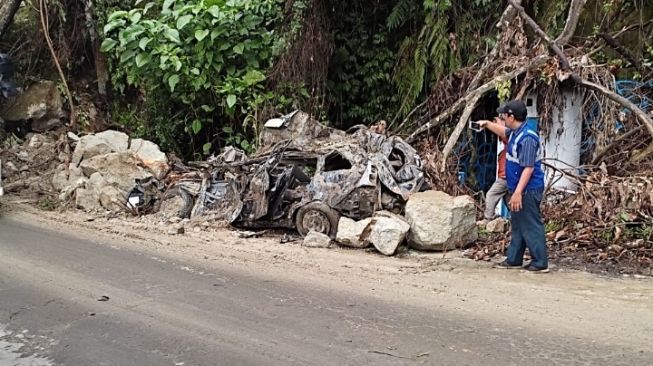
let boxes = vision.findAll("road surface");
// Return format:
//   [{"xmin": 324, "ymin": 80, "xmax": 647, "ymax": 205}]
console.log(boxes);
[{"xmin": 0, "ymin": 216, "xmax": 650, "ymax": 365}]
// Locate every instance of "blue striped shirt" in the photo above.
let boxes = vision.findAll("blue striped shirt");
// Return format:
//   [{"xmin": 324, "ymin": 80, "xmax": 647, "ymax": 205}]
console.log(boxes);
[{"xmin": 506, "ymin": 127, "xmax": 539, "ymax": 167}]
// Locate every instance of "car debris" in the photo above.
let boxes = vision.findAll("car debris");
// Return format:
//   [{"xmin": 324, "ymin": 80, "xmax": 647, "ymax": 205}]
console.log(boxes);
[{"xmin": 128, "ymin": 111, "xmax": 427, "ymax": 238}]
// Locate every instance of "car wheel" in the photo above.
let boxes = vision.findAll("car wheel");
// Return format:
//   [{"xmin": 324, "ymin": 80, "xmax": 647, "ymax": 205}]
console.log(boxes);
[
  {"xmin": 161, "ymin": 187, "xmax": 194, "ymax": 219},
  {"xmin": 295, "ymin": 201, "xmax": 340, "ymax": 238}
]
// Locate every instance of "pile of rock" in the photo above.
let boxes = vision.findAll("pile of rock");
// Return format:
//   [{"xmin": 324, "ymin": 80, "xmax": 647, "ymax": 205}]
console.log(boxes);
[
  {"xmin": 333, "ymin": 190, "xmax": 478, "ymax": 256},
  {"xmin": 52, "ymin": 130, "xmax": 169, "ymax": 212}
]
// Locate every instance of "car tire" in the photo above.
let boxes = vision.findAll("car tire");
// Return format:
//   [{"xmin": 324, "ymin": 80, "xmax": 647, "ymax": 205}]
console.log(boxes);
[
  {"xmin": 161, "ymin": 187, "xmax": 194, "ymax": 219},
  {"xmin": 295, "ymin": 201, "xmax": 340, "ymax": 238}
]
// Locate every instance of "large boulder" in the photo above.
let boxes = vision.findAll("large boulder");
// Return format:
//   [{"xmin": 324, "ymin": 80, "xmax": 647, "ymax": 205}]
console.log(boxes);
[
  {"xmin": 129, "ymin": 138, "xmax": 169, "ymax": 179},
  {"xmin": 71, "ymin": 130, "xmax": 129, "ymax": 165},
  {"xmin": 0, "ymin": 81, "xmax": 64, "ymax": 126},
  {"xmin": 365, "ymin": 211, "xmax": 410, "ymax": 256},
  {"xmin": 336, "ymin": 217, "xmax": 372, "ymax": 248},
  {"xmin": 405, "ymin": 190, "xmax": 478, "ymax": 251},
  {"xmin": 79, "ymin": 152, "xmax": 151, "ymax": 192}
]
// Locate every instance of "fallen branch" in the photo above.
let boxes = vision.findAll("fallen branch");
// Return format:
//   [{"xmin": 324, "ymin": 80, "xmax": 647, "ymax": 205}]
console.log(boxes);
[
  {"xmin": 439, "ymin": 93, "xmax": 481, "ymax": 172},
  {"xmin": 599, "ymin": 32, "xmax": 642, "ymax": 70},
  {"xmin": 406, "ymin": 99, "xmax": 465, "ymax": 143},
  {"xmin": 407, "ymin": 55, "xmax": 548, "ymax": 144},
  {"xmin": 507, "ymin": 0, "xmax": 571, "ymax": 70},
  {"xmin": 591, "ymin": 125, "xmax": 644, "ymax": 165},
  {"xmin": 466, "ymin": 1, "xmax": 522, "ymax": 92},
  {"xmin": 508, "ymin": 0, "xmax": 653, "ymax": 140},
  {"xmin": 434, "ymin": 55, "xmax": 549, "ymax": 165}
]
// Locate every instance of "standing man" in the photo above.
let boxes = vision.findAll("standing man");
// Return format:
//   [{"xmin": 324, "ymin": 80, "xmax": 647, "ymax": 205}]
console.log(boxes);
[{"xmin": 478, "ymin": 100, "xmax": 549, "ymax": 273}]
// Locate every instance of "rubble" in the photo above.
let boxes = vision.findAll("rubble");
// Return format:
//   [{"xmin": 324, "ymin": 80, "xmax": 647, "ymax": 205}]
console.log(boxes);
[
  {"xmin": 336, "ymin": 217, "xmax": 372, "ymax": 248},
  {"xmin": 79, "ymin": 152, "xmax": 152, "ymax": 192},
  {"xmin": 365, "ymin": 211, "xmax": 410, "ymax": 256},
  {"xmin": 302, "ymin": 230, "xmax": 332, "ymax": 248},
  {"xmin": 71, "ymin": 130, "xmax": 129, "ymax": 165},
  {"xmin": 486, "ymin": 218, "xmax": 508, "ymax": 233},
  {"xmin": 405, "ymin": 191, "xmax": 477, "ymax": 251}
]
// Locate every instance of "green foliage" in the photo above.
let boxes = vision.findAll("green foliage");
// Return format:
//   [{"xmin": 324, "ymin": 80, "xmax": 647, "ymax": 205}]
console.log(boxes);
[
  {"xmin": 327, "ymin": 2, "xmax": 399, "ymax": 127},
  {"xmin": 101, "ymin": 0, "xmax": 284, "ymax": 157},
  {"xmin": 392, "ymin": 1, "xmax": 453, "ymax": 116}
]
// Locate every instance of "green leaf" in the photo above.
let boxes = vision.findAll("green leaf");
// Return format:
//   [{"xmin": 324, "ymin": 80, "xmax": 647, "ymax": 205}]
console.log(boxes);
[
  {"xmin": 103, "ymin": 19, "xmax": 126, "ymax": 34},
  {"xmin": 195, "ymin": 29, "xmax": 210, "ymax": 41},
  {"xmin": 242, "ymin": 69, "xmax": 265, "ymax": 86},
  {"xmin": 176, "ymin": 15, "xmax": 193, "ymax": 30},
  {"xmin": 233, "ymin": 43, "xmax": 244, "ymax": 55},
  {"xmin": 100, "ymin": 38, "xmax": 118, "ymax": 52},
  {"xmin": 138, "ymin": 37, "xmax": 151, "ymax": 50},
  {"xmin": 168, "ymin": 74, "xmax": 180, "ymax": 92},
  {"xmin": 226, "ymin": 94, "xmax": 237, "ymax": 108},
  {"xmin": 135, "ymin": 53, "xmax": 151, "ymax": 67},
  {"xmin": 120, "ymin": 49, "xmax": 136, "ymax": 63},
  {"xmin": 222, "ymin": 126, "xmax": 233, "ymax": 133},
  {"xmin": 208, "ymin": 6, "xmax": 221, "ymax": 18},
  {"xmin": 131, "ymin": 12, "xmax": 142, "ymax": 23},
  {"xmin": 108, "ymin": 11, "xmax": 128, "ymax": 23},
  {"xmin": 201, "ymin": 105, "xmax": 214, "ymax": 112},
  {"xmin": 203, "ymin": 142, "xmax": 212, "ymax": 154},
  {"xmin": 143, "ymin": 2, "xmax": 155, "ymax": 14},
  {"xmin": 162, "ymin": 0, "xmax": 175, "ymax": 14},
  {"xmin": 164, "ymin": 29, "xmax": 181, "ymax": 43},
  {"xmin": 191, "ymin": 119, "xmax": 202, "ymax": 134}
]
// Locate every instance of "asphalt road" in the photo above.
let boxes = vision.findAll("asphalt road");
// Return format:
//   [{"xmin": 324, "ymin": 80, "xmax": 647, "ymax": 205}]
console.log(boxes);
[{"xmin": 0, "ymin": 217, "xmax": 649, "ymax": 366}]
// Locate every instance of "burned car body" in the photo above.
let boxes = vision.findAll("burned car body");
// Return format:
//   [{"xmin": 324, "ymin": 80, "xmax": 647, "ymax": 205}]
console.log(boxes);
[{"xmin": 133, "ymin": 111, "xmax": 425, "ymax": 237}]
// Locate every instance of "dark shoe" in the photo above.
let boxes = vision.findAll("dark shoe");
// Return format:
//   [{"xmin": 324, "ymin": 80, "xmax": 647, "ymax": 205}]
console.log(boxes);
[
  {"xmin": 523, "ymin": 265, "xmax": 550, "ymax": 273},
  {"xmin": 494, "ymin": 260, "xmax": 522, "ymax": 269}
]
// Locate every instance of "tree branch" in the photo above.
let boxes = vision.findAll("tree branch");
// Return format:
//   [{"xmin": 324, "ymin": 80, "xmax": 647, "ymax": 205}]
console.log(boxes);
[
  {"xmin": 507, "ymin": 0, "xmax": 570, "ymax": 70},
  {"xmin": 599, "ymin": 32, "xmax": 642, "ymax": 70},
  {"xmin": 554, "ymin": 0, "xmax": 588, "ymax": 45},
  {"xmin": 508, "ymin": 0, "xmax": 653, "ymax": 142}
]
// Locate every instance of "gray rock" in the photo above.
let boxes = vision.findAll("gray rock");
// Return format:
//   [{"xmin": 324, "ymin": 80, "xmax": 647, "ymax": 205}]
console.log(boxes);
[
  {"xmin": 79, "ymin": 152, "xmax": 151, "ymax": 192},
  {"xmin": 59, "ymin": 177, "xmax": 87, "ymax": 201},
  {"xmin": 365, "ymin": 211, "xmax": 410, "ymax": 256},
  {"xmin": 86, "ymin": 172, "xmax": 109, "ymax": 193},
  {"xmin": 17, "ymin": 151, "xmax": 29, "ymax": 161},
  {"xmin": 0, "ymin": 81, "xmax": 64, "ymax": 122},
  {"xmin": 302, "ymin": 230, "xmax": 332, "ymax": 248},
  {"xmin": 1, "ymin": 161, "xmax": 18, "ymax": 179},
  {"xmin": 405, "ymin": 190, "xmax": 478, "ymax": 251},
  {"xmin": 71, "ymin": 130, "xmax": 129, "ymax": 165},
  {"xmin": 336, "ymin": 217, "xmax": 372, "ymax": 248},
  {"xmin": 99, "ymin": 185, "xmax": 125, "ymax": 211},
  {"xmin": 27, "ymin": 134, "xmax": 49, "ymax": 149},
  {"xmin": 486, "ymin": 218, "xmax": 508, "ymax": 233},
  {"xmin": 67, "ymin": 131, "xmax": 81, "ymax": 142},
  {"xmin": 75, "ymin": 188, "xmax": 101, "ymax": 211},
  {"xmin": 129, "ymin": 138, "xmax": 169, "ymax": 179},
  {"xmin": 52, "ymin": 164, "xmax": 84, "ymax": 191}
]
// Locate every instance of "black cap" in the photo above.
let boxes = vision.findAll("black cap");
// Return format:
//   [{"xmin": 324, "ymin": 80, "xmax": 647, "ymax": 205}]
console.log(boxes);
[{"xmin": 497, "ymin": 100, "xmax": 527, "ymax": 121}]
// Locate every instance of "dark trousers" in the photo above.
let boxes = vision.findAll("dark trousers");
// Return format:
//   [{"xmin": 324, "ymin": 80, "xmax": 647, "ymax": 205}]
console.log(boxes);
[{"xmin": 506, "ymin": 189, "xmax": 548, "ymax": 268}]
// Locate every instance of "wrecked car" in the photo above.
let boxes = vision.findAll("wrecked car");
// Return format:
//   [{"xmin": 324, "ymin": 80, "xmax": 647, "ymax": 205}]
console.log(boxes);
[{"xmin": 130, "ymin": 111, "xmax": 426, "ymax": 238}]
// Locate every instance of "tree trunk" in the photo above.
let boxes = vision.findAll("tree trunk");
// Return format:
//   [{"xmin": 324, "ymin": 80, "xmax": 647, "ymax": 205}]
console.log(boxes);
[{"xmin": 0, "ymin": 0, "xmax": 22, "ymax": 40}]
